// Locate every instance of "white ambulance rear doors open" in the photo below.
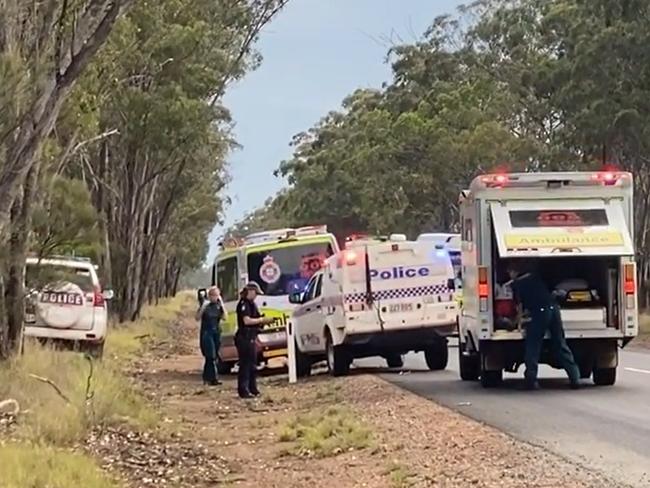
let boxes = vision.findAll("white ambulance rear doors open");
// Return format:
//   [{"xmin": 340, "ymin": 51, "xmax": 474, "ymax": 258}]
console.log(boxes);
[{"xmin": 489, "ymin": 198, "xmax": 634, "ymax": 258}]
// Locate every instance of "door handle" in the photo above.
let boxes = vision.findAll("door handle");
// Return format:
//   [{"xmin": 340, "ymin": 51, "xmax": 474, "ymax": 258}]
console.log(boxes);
[
  {"xmin": 305, "ymin": 308, "xmax": 312, "ymax": 312},
  {"xmin": 316, "ymin": 305, "xmax": 321, "ymax": 309}
]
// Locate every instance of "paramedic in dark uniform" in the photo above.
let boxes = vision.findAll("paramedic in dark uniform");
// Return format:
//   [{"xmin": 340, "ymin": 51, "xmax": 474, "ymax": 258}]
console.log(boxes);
[
  {"xmin": 506, "ymin": 261, "xmax": 580, "ymax": 390},
  {"xmin": 235, "ymin": 282, "xmax": 274, "ymax": 398},
  {"xmin": 195, "ymin": 287, "xmax": 226, "ymax": 386}
]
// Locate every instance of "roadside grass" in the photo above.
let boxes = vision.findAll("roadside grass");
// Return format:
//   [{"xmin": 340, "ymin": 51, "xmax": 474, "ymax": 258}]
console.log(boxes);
[
  {"xmin": 277, "ymin": 405, "xmax": 372, "ymax": 458},
  {"xmin": 384, "ymin": 462, "xmax": 416, "ymax": 488},
  {"xmin": 0, "ymin": 443, "xmax": 119, "ymax": 488},
  {"xmin": 0, "ymin": 293, "xmax": 191, "ymax": 486},
  {"xmin": 106, "ymin": 293, "xmax": 192, "ymax": 360}
]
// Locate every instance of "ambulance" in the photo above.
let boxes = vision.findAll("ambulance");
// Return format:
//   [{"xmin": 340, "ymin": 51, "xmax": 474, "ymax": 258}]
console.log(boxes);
[
  {"xmin": 289, "ymin": 234, "xmax": 458, "ymax": 377},
  {"xmin": 209, "ymin": 226, "xmax": 339, "ymax": 373},
  {"xmin": 458, "ymin": 171, "xmax": 638, "ymax": 387}
]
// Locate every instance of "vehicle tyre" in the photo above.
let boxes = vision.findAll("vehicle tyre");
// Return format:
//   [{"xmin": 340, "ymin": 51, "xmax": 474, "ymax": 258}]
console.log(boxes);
[
  {"xmin": 325, "ymin": 331, "xmax": 350, "ymax": 377},
  {"xmin": 480, "ymin": 369, "xmax": 503, "ymax": 388},
  {"xmin": 459, "ymin": 342, "xmax": 480, "ymax": 381},
  {"xmin": 593, "ymin": 367, "xmax": 616, "ymax": 386},
  {"xmin": 480, "ymin": 352, "xmax": 503, "ymax": 388},
  {"xmin": 424, "ymin": 342, "xmax": 448, "ymax": 371},
  {"xmin": 216, "ymin": 357, "xmax": 234, "ymax": 375},
  {"xmin": 579, "ymin": 362, "xmax": 592, "ymax": 379},
  {"xmin": 295, "ymin": 341, "xmax": 312, "ymax": 378},
  {"xmin": 385, "ymin": 354, "xmax": 404, "ymax": 369}
]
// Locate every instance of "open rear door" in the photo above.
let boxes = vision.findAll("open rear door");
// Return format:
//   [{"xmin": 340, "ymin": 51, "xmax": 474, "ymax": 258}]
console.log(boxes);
[{"xmin": 490, "ymin": 199, "xmax": 634, "ymax": 258}]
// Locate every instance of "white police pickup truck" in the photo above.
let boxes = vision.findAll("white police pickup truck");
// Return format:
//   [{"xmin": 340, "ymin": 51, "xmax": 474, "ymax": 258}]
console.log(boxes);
[{"xmin": 288, "ymin": 234, "xmax": 458, "ymax": 376}]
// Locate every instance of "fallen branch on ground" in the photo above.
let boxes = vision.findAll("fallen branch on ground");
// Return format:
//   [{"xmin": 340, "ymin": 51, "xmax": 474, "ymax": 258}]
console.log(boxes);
[{"xmin": 28, "ymin": 374, "xmax": 71, "ymax": 404}]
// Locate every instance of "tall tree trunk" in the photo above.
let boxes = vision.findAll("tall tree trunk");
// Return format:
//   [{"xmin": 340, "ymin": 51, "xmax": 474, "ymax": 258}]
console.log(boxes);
[{"xmin": 4, "ymin": 164, "xmax": 39, "ymax": 356}]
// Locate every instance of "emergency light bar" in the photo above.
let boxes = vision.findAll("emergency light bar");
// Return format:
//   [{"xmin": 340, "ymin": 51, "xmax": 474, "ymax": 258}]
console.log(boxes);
[
  {"xmin": 243, "ymin": 225, "xmax": 329, "ymax": 245},
  {"xmin": 471, "ymin": 171, "xmax": 632, "ymax": 191}
]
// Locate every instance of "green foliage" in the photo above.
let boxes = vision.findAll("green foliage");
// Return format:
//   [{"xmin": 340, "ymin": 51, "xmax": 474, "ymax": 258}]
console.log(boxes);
[
  {"xmin": 31, "ymin": 177, "xmax": 101, "ymax": 259},
  {"xmin": 278, "ymin": 406, "xmax": 372, "ymax": 458},
  {"xmin": 0, "ymin": 443, "xmax": 120, "ymax": 488}
]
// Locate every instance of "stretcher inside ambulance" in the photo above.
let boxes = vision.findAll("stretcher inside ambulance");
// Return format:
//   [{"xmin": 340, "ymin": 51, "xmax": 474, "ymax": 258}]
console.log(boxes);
[{"xmin": 490, "ymin": 199, "xmax": 635, "ymax": 335}]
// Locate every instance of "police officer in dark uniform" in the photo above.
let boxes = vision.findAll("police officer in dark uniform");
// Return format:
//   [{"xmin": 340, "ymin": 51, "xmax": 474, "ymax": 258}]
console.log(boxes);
[
  {"xmin": 235, "ymin": 282, "xmax": 274, "ymax": 398},
  {"xmin": 196, "ymin": 287, "xmax": 226, "ymax": 386},
  {"xmin": 506, "ymin": 261, "xmax": 580, "ymax": 390}
]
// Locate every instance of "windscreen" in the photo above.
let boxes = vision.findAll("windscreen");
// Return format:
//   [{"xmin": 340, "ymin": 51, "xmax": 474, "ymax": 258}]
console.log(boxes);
[
  {"xmin": 26, "ymin": 264, "xmax": 94, "ymax": 292},
  {"xmin": 247, "ymin": 241, "xmax": 335, "ymax": 296}
]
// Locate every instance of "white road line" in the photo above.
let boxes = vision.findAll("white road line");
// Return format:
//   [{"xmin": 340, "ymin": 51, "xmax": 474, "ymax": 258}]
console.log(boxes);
[{"xmin": 624, "ymin": 367, "xmax": 650, "ymax": 375}]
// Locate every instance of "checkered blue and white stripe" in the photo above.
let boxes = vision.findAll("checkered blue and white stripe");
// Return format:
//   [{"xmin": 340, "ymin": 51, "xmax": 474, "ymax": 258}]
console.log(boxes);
[{"xmin": 344, "ymin": 283, "xmax": 450, "ymax": 304}]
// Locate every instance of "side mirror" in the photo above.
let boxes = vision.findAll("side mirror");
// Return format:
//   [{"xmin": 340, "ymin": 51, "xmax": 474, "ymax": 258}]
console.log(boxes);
[
  {"xmin": 288, "ymin": 292, "xmax": 302, "ymax": 304},
  {"xmin": 102, "ymin": 289, "xmax": 114, "ymax": 300},
  {"xmin": 447, "ymin": 278, "xmax": 456, "ymax": 291}
]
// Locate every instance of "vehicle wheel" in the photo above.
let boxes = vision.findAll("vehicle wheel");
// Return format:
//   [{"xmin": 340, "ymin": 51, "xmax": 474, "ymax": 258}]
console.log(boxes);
[
  {"xmin": 480, "ymin": 352, "xmax": 503, "ymax": 388},
  {"xmin": 385, "ymin": 354, "xmax": 404, "ymax": 369},
  {"xmin": 325, "ymin": 331, "xmax": 350, "ymax": 377},
  {"xmin": 216, "ymin": 357, "xmax": 234, "ymax": 375},
  {"xmin": 579, "ymin": 362, "xmax": 593, "ymax": 379},
  {"xmin": 459, "ymin": 342, "xmax": 480, "ymax": 381},
  {"xmin": 424, "ymin": 342, "xmax": 448, "ymax": 371},
  {"xmin": 295, "ymin": 341, "xmax": 312, "ymax": 378},
  {"xmin": 593, "ymin": 367, "xmax": 616, "ymax": 386},
  {"xmin": 480, "ymin": 369, "xmax": 503, "ymax": 388}
]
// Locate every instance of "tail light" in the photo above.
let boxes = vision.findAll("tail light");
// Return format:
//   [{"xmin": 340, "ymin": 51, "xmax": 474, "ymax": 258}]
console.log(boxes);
[
  {"xmin": 624, "ymin": 263, "xmax": 636, "ymax": 309},
  {"xmin": 93, "ymin": 286, "xmax": 105, "ymax": 308},
  {"xmin": 478, "ymin": 266, "xmax": 489, "ymax": 312}
]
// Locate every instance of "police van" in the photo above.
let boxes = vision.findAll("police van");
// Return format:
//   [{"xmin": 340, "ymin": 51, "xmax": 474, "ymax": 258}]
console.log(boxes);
[
  {"xmin": 458, "ymin": 171, "xmax": 638, "ymax": 387},
  {"xmin": 209, "ymin": 226, "xmax": 339, "ymax": 373},
  {"xmin": 289, "ymin": 234, "xmax": 458, "ymax": 376}
]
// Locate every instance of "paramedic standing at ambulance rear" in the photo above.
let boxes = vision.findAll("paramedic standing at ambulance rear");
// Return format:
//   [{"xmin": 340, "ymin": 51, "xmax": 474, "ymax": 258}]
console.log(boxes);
[
  {"xmin": 235, "ymin": 282, "xmax": 274, "ymax": 398},
  {"xmin": 506, "ymin": 262, "xmax": 580, "ymax": 390}
]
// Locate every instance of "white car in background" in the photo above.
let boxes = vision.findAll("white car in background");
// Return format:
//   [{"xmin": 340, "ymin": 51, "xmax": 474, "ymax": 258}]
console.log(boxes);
[{"xmin": 24, "ymin": 256, "xmax": 113, "ymax": 357}]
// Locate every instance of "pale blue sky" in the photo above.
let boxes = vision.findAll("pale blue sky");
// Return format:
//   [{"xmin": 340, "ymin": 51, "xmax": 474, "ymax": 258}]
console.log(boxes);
[{"xmin": 210, "ymin": 0, "xmax": 464, "ymax": 258}]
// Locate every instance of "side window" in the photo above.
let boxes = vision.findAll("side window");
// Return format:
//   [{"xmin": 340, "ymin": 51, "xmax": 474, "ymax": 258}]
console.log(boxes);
[
  {"xmin": 216, "ymin": 257, "xmax": 238, "ymax": 302},
  {"xmin": 303, "ymin": 276, "xmax": 318, "ymax": 303},
  {"xmin": 314, "ymin": 274, "xmax": 323, "ymax": 298}
]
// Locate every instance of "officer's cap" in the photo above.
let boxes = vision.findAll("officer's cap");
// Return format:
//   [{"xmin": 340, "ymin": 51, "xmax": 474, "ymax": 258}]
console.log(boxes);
[{"xmin": 243, "ymin": 281, "xmax": 264, "ymax": 295}]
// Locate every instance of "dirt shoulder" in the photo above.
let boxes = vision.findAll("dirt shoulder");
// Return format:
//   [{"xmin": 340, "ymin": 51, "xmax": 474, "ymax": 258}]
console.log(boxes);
[{"xmin": 100, "ymin": 314, "xmax": 617, "ymax": 488}]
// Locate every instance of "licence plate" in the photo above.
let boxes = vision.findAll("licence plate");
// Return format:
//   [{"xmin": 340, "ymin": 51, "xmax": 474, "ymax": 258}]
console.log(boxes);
[
  {"xmin": 263, "ymin": 348, "xmax": 287, "ymax": 358},
  {"xmin": 388, "ymin": 303, "xmax": 413, "ymax": 313}
]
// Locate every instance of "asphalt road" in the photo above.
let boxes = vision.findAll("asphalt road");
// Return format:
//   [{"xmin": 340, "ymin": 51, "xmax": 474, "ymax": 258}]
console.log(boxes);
[{"xmin": 354, "ymin": 342, "xmax": 650, "ymax": 488}]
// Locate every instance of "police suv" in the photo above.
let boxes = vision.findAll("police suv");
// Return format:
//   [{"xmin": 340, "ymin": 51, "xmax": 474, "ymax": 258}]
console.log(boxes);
[{"xmin": 288, "ymin": 234, "xmax": 458, "ymax": 376}]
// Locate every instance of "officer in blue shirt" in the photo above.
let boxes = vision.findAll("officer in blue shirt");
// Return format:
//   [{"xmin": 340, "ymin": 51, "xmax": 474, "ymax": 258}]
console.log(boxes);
[
  {"xmin": 196, "ymin": 287, "xmax": 226, "ymax": 386},
  {"xmin": 235, "ymin": 282, "xmax": 274, "ymax": 398},
  {"xmin": 506, "ymin": 261, "xmax": 580, "ymax": 390}
]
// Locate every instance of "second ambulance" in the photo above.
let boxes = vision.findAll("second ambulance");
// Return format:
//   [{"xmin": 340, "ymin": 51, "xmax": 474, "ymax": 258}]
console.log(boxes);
[
  {"xmin": 458, "ymin": 171, "xmax": 638, "ymax": 387},
  {"xmin": 289, "ymin": 234, "xmax": 458, "ymax": 376}
]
